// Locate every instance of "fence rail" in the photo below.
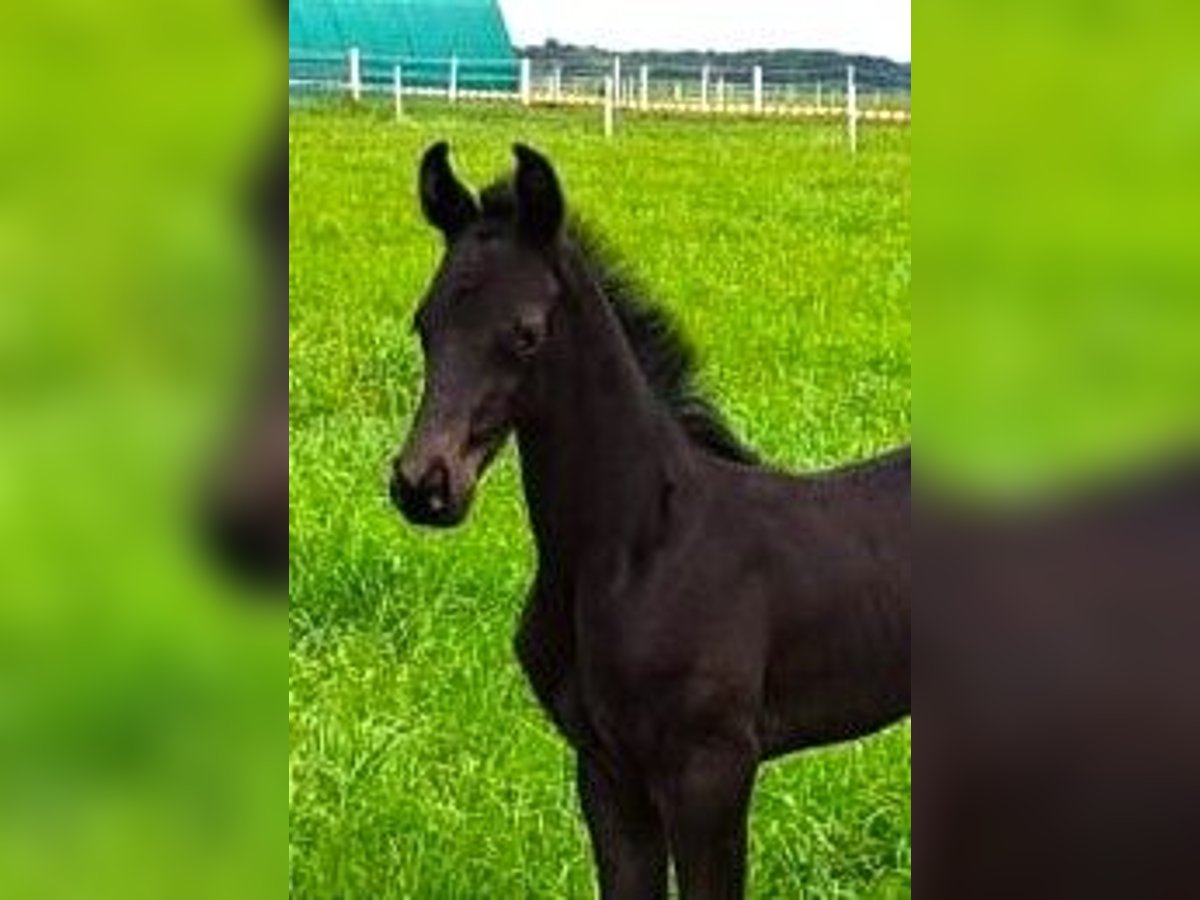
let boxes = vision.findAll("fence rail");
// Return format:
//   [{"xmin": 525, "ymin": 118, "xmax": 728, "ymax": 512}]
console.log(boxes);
[{"xmin": 289, "ymin": 49, "xmax": 911, "ymax": 149}]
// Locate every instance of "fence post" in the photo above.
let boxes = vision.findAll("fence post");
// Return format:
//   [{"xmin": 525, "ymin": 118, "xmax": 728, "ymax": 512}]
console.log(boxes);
[
  {"xmin": 448, "ymin": 55, "xmax": 458, "ymax": 103},
  {"xmin": 553, "ymin": 64, "xmax": 562, "ymax": 103},
  {"xmin": 700, "ymin": 64, "xmax": 710, "ymax": 111},
  {"xmin": 612, "ymin": 56, "xmax": 622, "ymax": 109},
  {"xmin": 816, "ymin": 80, "xmax": 822, "ymax": 110},
  {"xmin": 393, "ymin": 64, "xmax": 403, "ymax": 118},
  {"xmin": 639, "ymin": 64, "xmax": 649, "ymax": 110},
  {"xmin": 716, "ymin": 75, "xmax": 725, "ymax": 110},
  {"xmin": 752, "ymin": 65, "xmax": 763, "ymax": 114},
  {"xmin": 603, "ymin": 75, "xmax": 614, "ymax": 138},
  {"xmin": 348, "ymin": 46, "xmax": 361, "ymax": 102},
  {"xmin": 847, "ymin": 64, "xmax": 858, "ymax": 153},
  {"xmin": 520, "ymin": 57, "xmax": 531, "ymax": 105}
]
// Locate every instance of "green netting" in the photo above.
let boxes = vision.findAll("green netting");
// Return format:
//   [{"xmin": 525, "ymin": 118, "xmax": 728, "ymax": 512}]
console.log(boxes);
[{"xmin": 289, "ymin": 0, "xmax": 516, "ymax": 89}]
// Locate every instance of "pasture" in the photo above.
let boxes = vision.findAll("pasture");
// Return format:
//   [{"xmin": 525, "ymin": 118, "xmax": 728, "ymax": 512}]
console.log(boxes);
[{"xmin": 289, "ymin": 102, "xmax": 910, "ymax": 898}]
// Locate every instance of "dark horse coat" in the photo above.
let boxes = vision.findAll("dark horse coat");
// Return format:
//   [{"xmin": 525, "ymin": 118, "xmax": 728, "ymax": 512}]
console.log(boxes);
[{"xmin": 392, "ymin": 142, "xmax": 910, "ymax": 899}]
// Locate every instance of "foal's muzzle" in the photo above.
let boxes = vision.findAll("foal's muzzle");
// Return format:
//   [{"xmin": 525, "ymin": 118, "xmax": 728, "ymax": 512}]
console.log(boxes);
[{"xmin": 390, "ymin": 456, "xmax": 467, "ymax": 528}]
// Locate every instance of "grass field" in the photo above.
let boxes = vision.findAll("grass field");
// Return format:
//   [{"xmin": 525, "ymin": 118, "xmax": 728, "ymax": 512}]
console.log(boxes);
[{"xmin": 289, "ymin": 101, "xmax": 910, "ymax": 898}]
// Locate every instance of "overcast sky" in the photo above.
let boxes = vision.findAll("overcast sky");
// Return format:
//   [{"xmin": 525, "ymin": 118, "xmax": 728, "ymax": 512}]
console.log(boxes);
[{"xmin": 499, "ymin": 0, "xmax": 910, "ymax": 62}]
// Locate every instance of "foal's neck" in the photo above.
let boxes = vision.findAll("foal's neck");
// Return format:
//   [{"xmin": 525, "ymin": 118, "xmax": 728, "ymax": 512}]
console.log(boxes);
[{"xmin": 515, "ymin": 250, "xmax": 690, "ymax": 571}]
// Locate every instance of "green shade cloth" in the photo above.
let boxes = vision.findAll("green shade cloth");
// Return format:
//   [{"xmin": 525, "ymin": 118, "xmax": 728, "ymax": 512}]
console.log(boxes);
[{"xmin": 289, "ymin": 0, "xmax": 516, "ymax": 89}]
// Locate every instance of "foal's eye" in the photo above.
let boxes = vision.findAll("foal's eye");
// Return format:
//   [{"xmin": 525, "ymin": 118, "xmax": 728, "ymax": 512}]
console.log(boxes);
[{"xmin": 509, "ymin": 321, "xmax": 542, "ymax": 359}]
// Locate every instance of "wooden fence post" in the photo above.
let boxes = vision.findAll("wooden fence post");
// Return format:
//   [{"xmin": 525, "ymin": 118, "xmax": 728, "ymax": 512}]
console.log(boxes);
[
  {"xmin": 553, "ymin": 64, "xmax": 562, "ymax": 103},
  {"xmin": 448, "ymin": 55, "xmax": 458, "ymax": 103},
  {"xmin": 639, "ymin": 64, "xmax": 649, "ymax": 110},
  {"xmin": 753, "ymin": 65, "xmax": 763, "ymax": 114},
  {"xmin": 700, "ymin": 64, "xmax": 710, "ymax": 111},
  {"xmin": 348, "ymin": 46, "xmax": 361, "ymax": 102},
  {"xmin": 612, "ymin": 56, "xmax": 622, "ymax": 109},
  {"xmin": 393, "ymin": 64, "xmax": 403, "ymax": 118}
]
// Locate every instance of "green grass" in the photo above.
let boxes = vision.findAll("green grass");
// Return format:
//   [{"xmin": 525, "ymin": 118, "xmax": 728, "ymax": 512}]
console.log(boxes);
[{"xmin": 289, "ymin": 101, "xmax": 910, "ymax": 898}]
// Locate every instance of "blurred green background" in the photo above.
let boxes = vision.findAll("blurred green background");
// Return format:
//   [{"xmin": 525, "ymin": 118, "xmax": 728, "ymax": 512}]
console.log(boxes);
[
  {"xmin": 918, "ymin": 0, "xmax": 1200, "ymax": 498},
  {"xmin": 0, "ymin": 1, "xmax": 284, "ymax": 898}
]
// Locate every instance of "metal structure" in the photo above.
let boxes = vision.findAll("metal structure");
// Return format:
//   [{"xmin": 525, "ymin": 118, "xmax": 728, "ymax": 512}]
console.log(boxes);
[{"xmin": 288, "ymin": 0, "xmax": 516, "ymax": 91}]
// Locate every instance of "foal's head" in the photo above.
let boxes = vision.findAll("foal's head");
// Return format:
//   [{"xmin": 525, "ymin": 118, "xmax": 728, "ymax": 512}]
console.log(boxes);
[{"xmin": 391, "ymin": 142, "xmax": 566, "ymax": 527}]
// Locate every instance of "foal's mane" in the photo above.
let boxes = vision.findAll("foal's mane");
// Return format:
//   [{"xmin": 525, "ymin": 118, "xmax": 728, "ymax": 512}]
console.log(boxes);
[{"xmin": 480, "ymin": 182, "xmax": 758, "ymax": 465}]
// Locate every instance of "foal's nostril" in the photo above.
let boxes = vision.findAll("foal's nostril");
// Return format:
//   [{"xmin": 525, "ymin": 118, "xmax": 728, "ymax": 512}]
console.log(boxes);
[
  {"xmin": 390, "ymin": 455, "xmax": 457, "ymax": 524},
  {"xmin": 421, "ymin": 460, "xmax": 450, "ymax": 513}
]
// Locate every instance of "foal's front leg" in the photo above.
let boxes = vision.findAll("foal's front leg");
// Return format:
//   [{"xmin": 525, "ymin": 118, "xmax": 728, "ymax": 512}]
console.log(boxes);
[
  {"xmin": 577, "ymin": 753, "xmax": 668, "ymax": 900},
  {"xmin": 652, "ymin": 738, "xmax": 758, "ymax": 900}
]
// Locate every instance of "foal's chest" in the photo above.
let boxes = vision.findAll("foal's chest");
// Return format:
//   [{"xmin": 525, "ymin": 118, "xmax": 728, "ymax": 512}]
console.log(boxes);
[
  {"xmin": 514, "ymin": 577, "xmax": 588, "ymax": 744},
  {"xmin": 515, "ymin": 572, "xmax": 644, "ymax": 750},
  {"xmin": 520, "ymin": 573, "xmax": 681, "ymax": 758}
]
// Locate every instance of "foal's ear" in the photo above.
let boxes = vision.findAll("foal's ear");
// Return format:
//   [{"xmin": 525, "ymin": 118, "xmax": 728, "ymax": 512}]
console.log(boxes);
[
  {"xmin": 419, "ymin": 141, "xmax": 478, "ymax": 241},
  {"xmin": 513, "ymin": 143, "xmax": 564, "ymax": 246}
]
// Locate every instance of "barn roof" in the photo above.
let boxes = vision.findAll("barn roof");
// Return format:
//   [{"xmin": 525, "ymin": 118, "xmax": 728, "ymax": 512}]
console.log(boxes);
[{"xmin": 289, "ymin": 0, "xmax": 514, "ymax": 63}]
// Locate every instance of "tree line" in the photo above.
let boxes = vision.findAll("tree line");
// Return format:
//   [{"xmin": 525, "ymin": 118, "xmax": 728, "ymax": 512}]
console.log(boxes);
[{"xmin": 519, "ymin": 41, "xmax": 911, "ymax": 91}]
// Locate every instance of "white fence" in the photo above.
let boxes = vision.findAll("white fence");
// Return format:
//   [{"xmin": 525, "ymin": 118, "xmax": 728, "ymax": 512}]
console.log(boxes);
[{"xmin": 289, "ymin": 50, "xmax": 911, "ymax": 150}]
